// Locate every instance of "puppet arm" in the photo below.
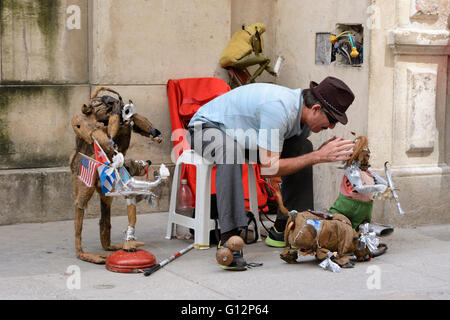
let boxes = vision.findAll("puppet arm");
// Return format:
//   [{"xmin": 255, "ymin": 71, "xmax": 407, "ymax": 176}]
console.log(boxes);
[
  {"xmin": 345, "ymin": 164, "xmax": 387, "ymax": 194},
  {"xmin": 367, "ymin": 169, "xmax": 388, "ymax": 186},
  {"xmin": 129, "ymin": 114, "xmax": 162, "ymax": 143},
  {"xmin": 71, "ymin": 113, "xmax": 115, "ymax": 154}
]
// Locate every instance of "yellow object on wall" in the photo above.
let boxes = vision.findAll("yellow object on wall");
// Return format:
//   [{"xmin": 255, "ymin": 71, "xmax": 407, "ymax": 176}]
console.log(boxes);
[{"xmin": 219, "ymin": 23, "xmax": 266, "ymax": 68}]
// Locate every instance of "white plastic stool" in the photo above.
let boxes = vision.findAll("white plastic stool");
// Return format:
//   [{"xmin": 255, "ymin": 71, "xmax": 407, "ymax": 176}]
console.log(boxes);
[{"xmin": 166, "ymin": 149, "xmax": 262, "ymax": 249}]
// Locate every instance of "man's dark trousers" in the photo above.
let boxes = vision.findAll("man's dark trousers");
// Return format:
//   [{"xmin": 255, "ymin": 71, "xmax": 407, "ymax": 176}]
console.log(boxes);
[{"xmin": 277, "ymin": 131, "xmax": 314, "ymax": 222}]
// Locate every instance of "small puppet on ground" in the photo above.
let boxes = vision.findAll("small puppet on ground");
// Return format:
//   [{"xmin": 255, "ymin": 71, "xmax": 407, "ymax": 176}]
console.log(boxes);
[
  {"xmin": 280, "ymin": 210, "xmax": 381, "ymax": 270},
  {"xmin": 329, "ymin": 135, "xmax": 392, "ymax": 230}
]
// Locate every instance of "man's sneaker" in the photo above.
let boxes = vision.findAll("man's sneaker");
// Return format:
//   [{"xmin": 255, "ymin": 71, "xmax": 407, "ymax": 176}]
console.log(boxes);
[
  {"xmin": 265, "ymin": 226, "xmax": 286, "ymax": 248},
  {"xmin": 217, "ymin": 241, "xmax": 247, "ymax": 271}
]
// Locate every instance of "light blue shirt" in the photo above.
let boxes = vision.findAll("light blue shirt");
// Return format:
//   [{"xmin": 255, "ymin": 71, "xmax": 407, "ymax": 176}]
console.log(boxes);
[{"xmin": 189, "ymin": 83, "xmax": 309, "ymax": 152}]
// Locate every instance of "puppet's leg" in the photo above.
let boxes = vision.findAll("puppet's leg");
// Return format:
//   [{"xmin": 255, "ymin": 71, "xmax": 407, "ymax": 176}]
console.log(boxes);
[
  {"xmin": 334, "ymin": 255, "xmax": 354, "ymax": 268},
  {"xmin": 233, "ymin": 55, "xmax": 269, "ymax": 69},
  {"xmin": 233, "ymin": 55, "xmax": 277, "ymax": 82},
  {"xmin": 122, "ymin": 197, "xmax": 145, "ymax": 251},
  {"xmin": 98, "ymin": 190, "xmax": 122, "ymax": 251},
  {"xmin": 280, "ymin": 247, "xmax": 298, "ymax": 264},
  {"xmin": 73, "ymin": 177, "xmax": 108, "ymax": 264}
]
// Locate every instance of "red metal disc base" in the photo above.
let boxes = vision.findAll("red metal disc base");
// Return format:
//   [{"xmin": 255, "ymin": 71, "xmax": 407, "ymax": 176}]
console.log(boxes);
[{"xmin": 106, "ymin": 249, "xmax": 156, "ymax": 273}]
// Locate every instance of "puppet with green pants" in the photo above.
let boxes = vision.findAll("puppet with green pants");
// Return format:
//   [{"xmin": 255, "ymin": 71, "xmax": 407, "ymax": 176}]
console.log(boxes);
[{"xmin": 329, "ymin": 136, "xmax": 392, "ymax": 230}]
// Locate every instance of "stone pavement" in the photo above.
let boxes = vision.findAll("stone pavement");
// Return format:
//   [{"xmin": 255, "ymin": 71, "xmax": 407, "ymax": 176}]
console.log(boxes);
[{"xmin": 1, "ymin": 211, "xmax": 449, "ymax": 300}]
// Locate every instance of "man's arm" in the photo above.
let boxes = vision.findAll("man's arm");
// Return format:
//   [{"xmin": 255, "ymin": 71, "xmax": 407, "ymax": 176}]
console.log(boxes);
[{"xmin": 259, "ymin": 137, "xmax": 354, "ymax": 177}]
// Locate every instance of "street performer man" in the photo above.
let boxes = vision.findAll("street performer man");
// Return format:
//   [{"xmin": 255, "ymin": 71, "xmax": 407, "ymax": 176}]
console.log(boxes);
[{"xmin": 188, "ymin": 76, "xmax": 356, "ymax": 271}]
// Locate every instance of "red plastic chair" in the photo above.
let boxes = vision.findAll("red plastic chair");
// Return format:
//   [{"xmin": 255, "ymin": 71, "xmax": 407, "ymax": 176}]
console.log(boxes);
[{"xmin": 166, "ymin": 77, "xmax": 270, "ymax": 213}]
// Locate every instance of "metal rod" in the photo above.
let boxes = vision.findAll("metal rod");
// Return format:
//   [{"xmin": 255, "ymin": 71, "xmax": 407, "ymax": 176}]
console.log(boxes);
[{"xmin": 143, "ymin": 244, "xmax": 195, "ymax": 276}]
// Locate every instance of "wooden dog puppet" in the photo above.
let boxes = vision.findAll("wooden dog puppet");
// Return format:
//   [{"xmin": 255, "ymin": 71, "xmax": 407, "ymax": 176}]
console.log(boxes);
[
  {"xmin": 267, "ymin": 178, "xmax": 367, "ymax": 267},
  {"xmin": 280, "ymin": 211, "xmax": 371, "ymax": 268},
  {"xmin": 69, "ymin": 87, "xmax": 163, "ymax": 264}
]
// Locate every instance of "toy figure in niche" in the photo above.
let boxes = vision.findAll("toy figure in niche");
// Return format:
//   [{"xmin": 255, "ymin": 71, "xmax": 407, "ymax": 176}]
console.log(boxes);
[
  {"xmin": 220, "ymin": 23, "xmax": 282, "ymax": 87},
  {"xmin": 69, "ymin": 87, "xmax": 165, "ymax": 264}
]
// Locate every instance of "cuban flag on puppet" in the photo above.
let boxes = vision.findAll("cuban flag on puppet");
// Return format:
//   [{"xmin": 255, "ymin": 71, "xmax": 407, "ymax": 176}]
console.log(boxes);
[
  {"xmin": 93, "ymin": 139, "xmax": 116, "ymax": 195},
  {"xmin": 78, "ymin": 155, "xmax": 97, "ymax": 187},
  {"xmin": 98, "ymin": 164, "xmax": 116, "ymax": 195}
]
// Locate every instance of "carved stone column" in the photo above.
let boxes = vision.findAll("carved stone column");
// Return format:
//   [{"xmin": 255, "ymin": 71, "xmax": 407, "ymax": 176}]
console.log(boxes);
[{"xmin": 375, "ymin": 0, "xmax": 450, "ymax": 226}]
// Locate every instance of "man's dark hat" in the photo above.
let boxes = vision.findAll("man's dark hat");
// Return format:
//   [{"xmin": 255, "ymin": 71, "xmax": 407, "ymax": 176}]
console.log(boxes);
[{"xmin": 310, "ymin": 76, "xmax": 355, "ymax": 125}]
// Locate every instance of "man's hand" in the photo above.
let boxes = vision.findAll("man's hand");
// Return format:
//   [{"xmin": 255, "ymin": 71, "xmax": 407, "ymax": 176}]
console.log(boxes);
[
  {"xmin": 318, "ymin": 136, "xmax": 337, "ymax": 150},
  {"xmin": 258, "ymin": 137, "xmax": 354, "ymax": 177},
  {"xmin": 315, "ymin": 137, "xmax": 354, "ymax": 163},
  {"xmin": 259, "ymin": 148, "xmax": 281, "ymax": 177}
]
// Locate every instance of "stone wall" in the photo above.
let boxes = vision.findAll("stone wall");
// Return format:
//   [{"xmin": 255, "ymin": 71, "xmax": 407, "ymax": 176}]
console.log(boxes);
[
  {"xmin": 368, "ymin": 0, "xmax": 450, "ymax": 226},
  {"xmin": 0, "ymin": 0, "xmax": 230, "ymax": 224},
  {"xmin": 1, "ymin": 0, "xmax": 89, "ymax": 84}
]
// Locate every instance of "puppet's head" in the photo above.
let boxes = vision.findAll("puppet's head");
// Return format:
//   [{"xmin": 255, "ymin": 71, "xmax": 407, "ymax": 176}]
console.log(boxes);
[{"xmin": 346, "ymin": 136, "xmax": 370, "ymax": 171}]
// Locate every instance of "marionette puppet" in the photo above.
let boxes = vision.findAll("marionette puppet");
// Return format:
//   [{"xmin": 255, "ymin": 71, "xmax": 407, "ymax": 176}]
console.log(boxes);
[
  {"xmin": 219, "ymin": 23, "xmax": 282, "ymax": 87},
  {"xmin": 69, "ymin": 87, "xmax": 167, "ymax": 264},
  {"xmin": 267, "ymin": 176, "xmax": 377, "ymax": 269},
  {"xmin": 280, "ymin": 210, "xmax": 373, "ymax": 270},
  {"xmin": 329, "ymin": 135, "xmax": 392, "ymax": 230}
]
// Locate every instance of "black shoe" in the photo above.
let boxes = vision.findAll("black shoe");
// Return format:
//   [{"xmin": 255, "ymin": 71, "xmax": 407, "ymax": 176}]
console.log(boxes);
[{"xmin": 265, "ymin": 226, "xmax": 286, "ymax": 247}]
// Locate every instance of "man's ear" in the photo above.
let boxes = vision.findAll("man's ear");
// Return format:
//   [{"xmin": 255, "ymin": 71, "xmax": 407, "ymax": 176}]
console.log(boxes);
[{"xmin": 311, "ymin": 104, "xmax": 322, "ymax": 113}]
